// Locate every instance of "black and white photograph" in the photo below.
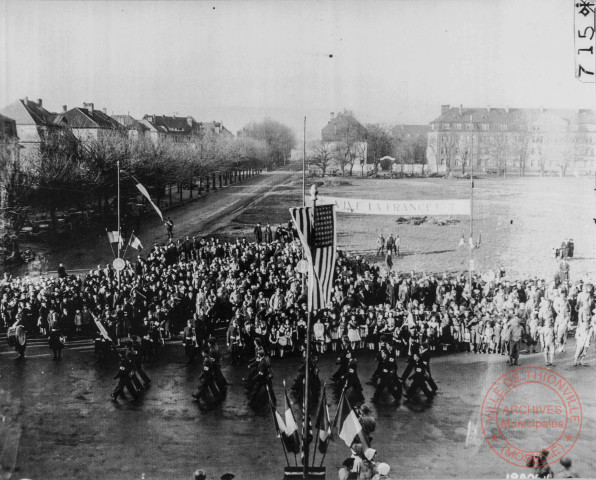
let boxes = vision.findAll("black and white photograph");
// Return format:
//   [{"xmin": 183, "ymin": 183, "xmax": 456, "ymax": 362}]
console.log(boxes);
[{"xmin": 1, "ymin": 1, "xmax": 596, "ymax": 479}]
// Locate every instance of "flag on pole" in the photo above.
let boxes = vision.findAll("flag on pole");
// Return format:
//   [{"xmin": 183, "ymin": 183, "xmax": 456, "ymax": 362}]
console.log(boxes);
[
  {"xmin": 283, "ymin": 386, "xmax": 301, "ymax": 454},
  {"xmin": 289, "ymin": 204, "xmax": 337, "ymax": 311},
  {"xmin": 91, "ymin": 313, "xmax": 111, "ymax": 341},
  {"xmin": 128, "ymin": 233, "xmax": 144, "ymax": 251},
  {"xmin": 136, "ymin": 182, "xmax": 164, "ymax": 221},
  {"xmin": 107, "ymin": 231, "xmax": 120, "ymax": 244},
  {"xmin": 333, "ymin": 390, "xmax": 367, "ymax": 449},
  {"xmin": 314, "ymin": 386, "xmax": 332, "ymax": 453},
  {"xmin": 107, "ymin": 231, "xmax": 124, "ymax": 248}
]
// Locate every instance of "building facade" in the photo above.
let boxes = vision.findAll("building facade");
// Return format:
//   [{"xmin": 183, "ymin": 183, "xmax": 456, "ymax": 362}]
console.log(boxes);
[
  {"xmin": 0, "ymin": 98, "xmax": 63, "ymax": 163},
  {"xmin": 320, "ymin": 111, "xmax": 368, "ymax": 174},
  {"xmin": 58, "ymin": 103, "xmax": 124, "ymax": 140},
  {"xmin": 427, "ymin": 105, "xmax": 596, "ymax": 175}
]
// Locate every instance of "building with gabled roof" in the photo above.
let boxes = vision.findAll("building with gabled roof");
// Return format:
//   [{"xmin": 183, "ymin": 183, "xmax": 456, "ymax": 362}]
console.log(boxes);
[
  {"xmin": 427, "ymin": 105, "xmax": 596, "ymax": 175},
  {"xmin": 140, "ymin": 114, "xmax": 202, "ymax": 143},
  {"xmin": 58, "ymin": 103, "xmax": 124, "ymax": 140},
  {"xmin": 111, "ymin": 114, "xmax": 150, "ymax": 140},
  {"xmin": 0, "ymin": 97, "xmax": 63, "ymax": 161}
]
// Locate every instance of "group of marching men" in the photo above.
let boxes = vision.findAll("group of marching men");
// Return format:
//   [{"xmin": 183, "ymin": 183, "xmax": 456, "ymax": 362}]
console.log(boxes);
[
  {"xmin": 330, "ymin": 334, "xmax": 438, "ymax": 405},
  {"xmin": 111, "ymin": 337, "xmax": 152, "ymax": 401}
]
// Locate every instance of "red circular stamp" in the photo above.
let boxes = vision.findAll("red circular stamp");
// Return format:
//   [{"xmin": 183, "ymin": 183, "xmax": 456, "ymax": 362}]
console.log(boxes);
[{"xmin": 481, "ymin": 367, "xmax": 582, "ymax": 468}]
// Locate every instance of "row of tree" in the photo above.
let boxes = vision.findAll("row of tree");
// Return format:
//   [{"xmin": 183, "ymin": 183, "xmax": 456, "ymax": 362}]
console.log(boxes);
[{"xmin": 0, "ymin": 119, "xmax": 296, "ymax": 235}]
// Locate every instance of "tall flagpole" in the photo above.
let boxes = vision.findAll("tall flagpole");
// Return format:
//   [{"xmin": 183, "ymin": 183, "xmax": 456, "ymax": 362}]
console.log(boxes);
[
  {"xmin": 302, "ymin": 117, "xmax": 306, "ymax": 297},
  {"xmin": 117, "ymin": 159, "xmax": 121, "ymax": 291},
  {"xmin": 469, "ymin": 157, "xmax": 473, "ymax": 289},
  {"xmin": 303, "ymin": 184, "xmax": 317, "ymax": 479}
]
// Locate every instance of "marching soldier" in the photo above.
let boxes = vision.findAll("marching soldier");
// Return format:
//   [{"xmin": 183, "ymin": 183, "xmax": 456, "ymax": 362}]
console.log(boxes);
[
  {"xmin": 208, "ymin": 337, "xmax": 228, "ymax": 390},
  {"xmin": 404, "ymin": 352, "xmax": 434, "ymax": 401},
  {"xmin": 182, "ymin": 319, "xmax": 199, "ymax": 365},
  {"xmin": 248, "ymin": 348, "xmax": 276, "ymax": 407},
  {"xmin": 226, "ymin": 318, "xmax": 243, "ymax": 365},
  {"xmin": 192, "ymin": 348, "xmax": 224, "ymax": 403},
  {"xmin": 331, "ymin": 336, "xmax": 353, "ymax": 383},
  {"xmin": 342, "ymin": 358, "xmax": 364, "ymax": 405},
  {"xmin": 418, "ymin": 342, "xmax": 438, "ymax": 393},
  {"xmin": 372, "ymin": 348, "xmax": 402, "ymax": 403},
  {"xmin": 111, "ymin": 353, "xmax": 139, "ymax": 401},
  {"xmin": 291, "ymin": 352, "xmax": 320, "ymax": 406},
  {"xmin": 48, "ymin": 320, "xmax": 65, "ymax": 361},
  {"xmin": 128, "ymin": 338, "xmax": 151, "ymax": 387},
  {"xmin": 367, "ymin": 334, "xmax": 388, "ymax": 386}
]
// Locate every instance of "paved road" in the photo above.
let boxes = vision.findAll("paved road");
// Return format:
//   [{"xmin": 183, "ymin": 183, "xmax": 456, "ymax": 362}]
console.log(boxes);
[
  {"xmin": 27, "ymin": 164, "xmax": 303, "ymax": 276},
  {"xmin": 1, "ymin": 339, "xmax": 594, "ymax": 480}
]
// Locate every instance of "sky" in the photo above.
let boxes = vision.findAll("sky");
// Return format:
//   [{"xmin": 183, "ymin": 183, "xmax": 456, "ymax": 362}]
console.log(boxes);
[{"xmin": 1, "ymin": 0, "xmax": 595, "ymax": 139}]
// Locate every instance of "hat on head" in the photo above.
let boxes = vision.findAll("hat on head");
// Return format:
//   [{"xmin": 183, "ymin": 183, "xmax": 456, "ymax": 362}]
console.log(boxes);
[
  {"xmin": 221, "ymin": 474, "xmax": 235, "ymax": 480},
  {"xmin": 377, "ymin": 463, "xmax": 390, "ymax": 476},
  {"xmin": 559, "ymin": 457, "xmax": 572, "ymax": 468},
  {"xmin": 364, "ymin": 448, "xmax": 377, "ymax": 461},
  {"xmin": 360, "ymin": 404, "xmax": 371, "ymax": 414}
]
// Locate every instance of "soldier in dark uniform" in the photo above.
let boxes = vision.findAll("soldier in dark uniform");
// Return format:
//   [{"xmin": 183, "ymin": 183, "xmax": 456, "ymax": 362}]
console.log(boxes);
[
  {"xmin": 111, "ymin": 354, "xmax": 139, "ymax": 401},
  {"xmin": 342, "ymin": 359, "xmax": 364, "ymax": 405},
  {"xmin": 192, "ymin": 348, "xmax": 223, "ymax": 403},
  {"xmin": 182, "ymin": 319, "xmax": 199, "ymax": 365},
  {"xmin": 226, "ymin": 318, "xmax": 243, "ymax": 365},
  {"xmin": 404, "ymin": 352, "xmax": 434, "ymax": 400},
  {"xmin": 208, "ymin": 337, "xmax": 228, "ymax": 390},
  {"xmin": 248, "ymin": 349, "xmax": 276, "ymax": 407},
  {"xmin": 48, "ymin": 320, "xmax": 65, "ymax": 360},
  {"xmin": 331, "ymin": 336, "xmax": 353, "ymax": 383},
  {"xmin": 400, "ymin": 332, "xmax": 421, "ymax": 382},
  {"xmin": 418, "ymin": 342, "xmax": 438, "ymax": 393},
  {"xmin": 372, "ymin": 349, "xmax": 402, "ymax": 403},
  {"xmin": 367, "ymin": 334, "xmax": 388, "ymax": 386},
  {"xmin": 128, "ymin": 338, "xmax": 151, "ymax": 387},
  {"xmin": 291, "ymin": 352, "xmax": 320, "ymax": 406}
]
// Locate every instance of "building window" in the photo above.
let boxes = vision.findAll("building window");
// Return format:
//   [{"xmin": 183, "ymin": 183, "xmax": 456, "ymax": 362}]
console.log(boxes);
[
  {"xmin": 455, "ymin": 124, "xmax": 462, "ymax": 130},
  {"xmin": 481, "ymin": 124, "xmax": 489, "ymax": 131},
  {"xmin": 500, "ymin": 124, "xmax": 507, "ymax": 131},
  {"xmin": 467, "ymin": 124, "xmax": 474, "ymax": 130}
]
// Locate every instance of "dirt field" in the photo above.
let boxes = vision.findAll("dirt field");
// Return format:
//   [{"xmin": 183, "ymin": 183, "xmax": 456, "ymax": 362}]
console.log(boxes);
[{"xmin": 215, "ymin": 173, "xmax": 596, "ymax": 281}]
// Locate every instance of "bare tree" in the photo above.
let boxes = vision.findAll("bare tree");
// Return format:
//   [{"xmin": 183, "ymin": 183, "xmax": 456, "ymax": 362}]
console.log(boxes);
[
  {"xmin": 487, "ymin": 132, "xmax": 509, "ymax": 176},
  {"xmin": 510, "ymin": 131, "xmax": 532, "ymax": 176},
  {"xmin": 308, "ymin": 142, "xmax": 335, "ymax": 177},
  {"xmin": 457, "ymin": 135, "xmax": 474, "ymax": 175}
]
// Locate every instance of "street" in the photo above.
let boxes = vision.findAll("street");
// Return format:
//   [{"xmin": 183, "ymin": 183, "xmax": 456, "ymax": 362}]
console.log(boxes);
[{"xmin": 1, "ymin": 337, "xmax": 594, "ymax": 479}]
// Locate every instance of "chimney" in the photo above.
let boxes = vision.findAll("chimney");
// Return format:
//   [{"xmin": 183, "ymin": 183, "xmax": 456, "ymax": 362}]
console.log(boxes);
[
  {"xmin": 330, "ymin": 112, "xmax": 335, "ymax": 119},
  {"xmin": 506, "ymin": 105, "xmax": 509, "ymax": 114},
  {"xmin": 487, "ymin": 105, "xmax": 491, "ymax": 111},
  {"xmin": 459, "ymin": 104, "xmax": 463, "ymax": 115},
  {"xmin": 103, "ymin": 108, "xmax": 107, "ymax": 115},
  {"xmin": 37, "ymin": 99, "xmax": 43, "ymax": 107},
  {"xmin": 23, "ymin": 96, "xmax": 28, "ymax": 104},
  {"xmin": 187, "ymin": 116, "xmax": 193, "ymax": 127},
  {"xmin": 62, "ymin": 105, "xmax": 67, "ymax": 113},
  {"xmin": 84, "ymin": 102, "xmax": 94, "ymax": 113},
  {"xmin": 540, "ymin": 106, "xmax": 544, "ymax": 113},
  {"xmin": 441, "ymin": 105, "xmax": 450, "ymax": 115}
]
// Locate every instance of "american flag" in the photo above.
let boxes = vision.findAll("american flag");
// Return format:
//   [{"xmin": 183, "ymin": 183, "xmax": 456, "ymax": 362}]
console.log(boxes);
[{"xmin": 289, "ymin": 204, "xmax": 337, "ymax": 312}]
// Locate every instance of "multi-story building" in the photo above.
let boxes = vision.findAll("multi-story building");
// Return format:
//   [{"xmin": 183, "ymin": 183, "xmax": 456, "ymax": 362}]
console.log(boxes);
[
  {"xmin": 58, "ymin": 103, "xmax": 124, "ymax": 141},
  {"xmin": 426, "ymin": 105, "xmax": 596, "ymax": 175},
  {"xmin": 0, "ymin": 97, "xmax": 63, "ymax": 162},
  {"xmin": 139, "ymin": 114, "xmax": 203, "ymax": 143}
]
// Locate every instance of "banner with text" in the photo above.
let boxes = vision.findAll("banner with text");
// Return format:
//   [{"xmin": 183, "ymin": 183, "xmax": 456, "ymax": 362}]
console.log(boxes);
[{"xmin": 317, "ymin": 196, "xmax": 471, "ymax": 216}]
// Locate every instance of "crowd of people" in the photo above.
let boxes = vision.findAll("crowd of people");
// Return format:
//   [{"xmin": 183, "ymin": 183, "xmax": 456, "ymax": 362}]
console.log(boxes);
[
  {"xmin": 1, "ymin": 221, "xmax": 593, "ymax": 371},
  {"xmin": 1, "ymin": 221, "xmax": 592, "ymax": 477}
]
